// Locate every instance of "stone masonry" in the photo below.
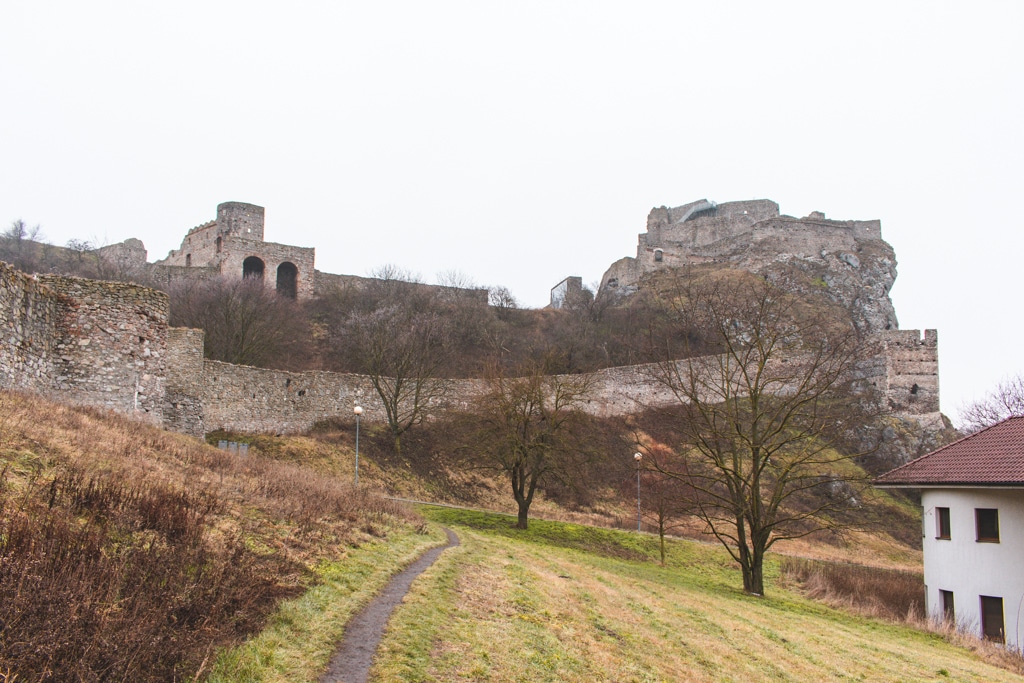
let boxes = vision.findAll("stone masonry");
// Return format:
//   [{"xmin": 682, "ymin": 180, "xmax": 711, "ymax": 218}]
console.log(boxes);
[
  {"xmin": 156, "ymin": 202, "xmax": 316, "ymax": 300},
  {"xmin": 589, "ymin": 199, "xmax": 899, "ymax": 333},
  {"xmin": 0, "ymin": 198, "xmax": 941, "ymax": 438},
  {"xmin": 0, "ymin": 261, "xmax": 168, "ymax": 425}
]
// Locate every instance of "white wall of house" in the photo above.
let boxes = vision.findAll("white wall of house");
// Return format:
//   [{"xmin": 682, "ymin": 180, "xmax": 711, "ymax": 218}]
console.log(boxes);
[{"xmin": 921, "ymin": 488, "xmax": 1024, "ymax": 650}]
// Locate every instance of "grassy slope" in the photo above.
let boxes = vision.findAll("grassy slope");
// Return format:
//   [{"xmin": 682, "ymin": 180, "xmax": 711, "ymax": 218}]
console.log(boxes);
[
  {"xmin": 367, "ymin": 508, "xmax": 1022, "ymax": 683},
  {"xmin": 0, "ymin": 391, "xmax": 435, "ymax": 681}
]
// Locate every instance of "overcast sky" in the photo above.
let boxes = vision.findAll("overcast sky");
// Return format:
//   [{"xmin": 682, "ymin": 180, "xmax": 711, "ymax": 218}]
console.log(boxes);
[{"xmin": 2, "ymin": 1, "xmax": 1021, "ymax": 423}]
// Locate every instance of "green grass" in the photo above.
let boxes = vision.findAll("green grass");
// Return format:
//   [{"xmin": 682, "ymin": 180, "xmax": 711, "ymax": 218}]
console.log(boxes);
[
  {"xmin": 204, "ymin": 525, "xmax": 447, "ymax": 683},
  {"xmin": 367, "ymin": 507, "xmax": 1022, "ymax": 683},
  {"xmin": 205, "ymin": 505, "xmax": 1022, "ymax": 682}
]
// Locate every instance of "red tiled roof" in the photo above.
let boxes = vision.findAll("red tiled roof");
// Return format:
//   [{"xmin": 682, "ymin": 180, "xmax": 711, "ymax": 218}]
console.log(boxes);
[{"xmin": 875, "ymin": 416, "xmax": 1024, "ymax": 487}]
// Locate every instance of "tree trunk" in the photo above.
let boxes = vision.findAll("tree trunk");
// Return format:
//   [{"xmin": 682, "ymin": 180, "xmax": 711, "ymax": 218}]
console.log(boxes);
[
  {"xmin": 516, "ymin": 502, "xmax": 530, "ymax": 530},
  {"xmin": 748, "ymin": 559, "xmax": 764, "ymax": 596}
]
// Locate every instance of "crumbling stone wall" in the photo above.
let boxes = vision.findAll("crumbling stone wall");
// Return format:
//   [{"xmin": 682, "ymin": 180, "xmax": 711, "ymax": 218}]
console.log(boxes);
[
  {"xmin": 596, "ymin": 199, "xmax": 898, "ymax": 333},
  {"xmin": 0, "ymin": 262, "xmax": 60, "ymax": 390},
  {"xmin": 879, "ymin": 329, "xmax": 940, "ymax": 415},
  {"xmin": 37, "ymin": 275, "xmax": 168, "ymax": 424},
  {"xmin": 0, "ymin": 261, "xmax": 169, "ymax": 425},
  {"xmin": 155, "ymin": 202, "xmax": 316, "ymax": 300},
  {"xmin": 164, "ymin": 327, "xmax": 206, "ymax": 436}
]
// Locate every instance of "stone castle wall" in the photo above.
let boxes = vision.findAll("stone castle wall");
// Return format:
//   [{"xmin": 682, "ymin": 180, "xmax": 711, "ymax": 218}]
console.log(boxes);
[
  {"xmin": 0, "ymin": 261, "xmax": 169, "ymax": 425},
  {"xmin": 155, "ymin": 202, "xmax": 315, "ymax": 300},
  {"xmin": 1, "ymin": 257, "xmax": 942, "ymax": 437},
  {"xmin": 0, "ymin": 263, "xmax": 61, "ymax": 390},
  {"xmin": 880, "ymin": 329, "xmax": 940, "ymax": 415},
  {"xmin": 37, "ymin": 274, "xmax": 169, "ymax": 424}
]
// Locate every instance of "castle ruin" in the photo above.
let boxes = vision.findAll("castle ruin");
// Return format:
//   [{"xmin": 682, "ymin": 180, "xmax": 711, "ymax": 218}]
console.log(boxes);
[
  {"xmin": 0, "ymin": 199, "xmax": 941, "ymax": 439},
  {"xmin": 154, "ymin": 202, "xmax": 316, "ymax": 300}
]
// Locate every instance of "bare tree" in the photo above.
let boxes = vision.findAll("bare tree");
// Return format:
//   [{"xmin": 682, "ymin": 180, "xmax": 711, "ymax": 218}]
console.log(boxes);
[
  {"xmin": 648, "ymin": 272, "xmax": 873, "ymax": 595},
  {"xmin": 343, "ymin": 303, "xmax": 452, "ymax": 454},
  {"xmin": 1, "ymin": 220, "xmax": 46, "ymax": 272},
  {"xmin": 958, "ymin": 374, "xmax": 1024, "ymax": 433},
  {"xmin": 630, "ymin": 444, "xmax": 692, "ymax": 565},
  {"xmin": 168, "ymin": 277, "xmax": 310, "ymax": 368},
  {"xmin": 471, "ymin": 359, "xmax": 594, "ymax": 529}
]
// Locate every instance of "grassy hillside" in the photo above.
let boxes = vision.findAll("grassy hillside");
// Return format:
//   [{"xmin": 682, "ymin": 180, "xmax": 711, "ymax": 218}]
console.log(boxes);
[
  {"xmin": 0, "ymin": 391, "xmax": 432, "ymax": 681},
  {"xmin": 216, "ymin": 506, "xmax": 1022, "ymax": 682},
  {"xmin": 380, "ymin": 509, "xmax": 1022, "ymax": 683},
  {"xmin": 5, "ymin": 391, "xmax": 1005, "ymax": 682}
]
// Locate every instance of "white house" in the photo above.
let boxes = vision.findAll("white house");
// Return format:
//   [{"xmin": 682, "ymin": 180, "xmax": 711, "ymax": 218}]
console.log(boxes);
[{"xmin": 875, "ymin": 416, "xmax": 1024, "ymax": 649}]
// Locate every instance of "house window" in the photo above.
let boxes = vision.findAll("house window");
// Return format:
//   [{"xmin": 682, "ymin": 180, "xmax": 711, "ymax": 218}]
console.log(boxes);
[
  {"xmin": 976, "ymin": 508, "xmax": 999, "ymax": 542},
  {"xmin": 939, "ymin": 590, "xmax": 954, "ymax": 622},
  {"xmin": 936, "ymin": 507, "xmax": 951, "ymax": 539},
  {"xmin": 980, "ymin": 596, "xmax": 1004, "ymax": 643}
]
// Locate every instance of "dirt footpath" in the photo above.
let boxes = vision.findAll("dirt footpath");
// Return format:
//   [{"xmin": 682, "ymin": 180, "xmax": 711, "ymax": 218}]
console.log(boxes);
[{"xmin": 320, "ymin": 528, "xmax": 460, "ymax": 683}]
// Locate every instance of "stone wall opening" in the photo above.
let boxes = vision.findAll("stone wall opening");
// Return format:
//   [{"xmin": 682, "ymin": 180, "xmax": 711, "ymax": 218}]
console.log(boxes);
[
  {"xmin": 243, "ymin": 256, "xmax": 265, "ymax": 280},
  {"xmin": 276, "ymin": 262, "xmax": 298, "ymax": 299}
]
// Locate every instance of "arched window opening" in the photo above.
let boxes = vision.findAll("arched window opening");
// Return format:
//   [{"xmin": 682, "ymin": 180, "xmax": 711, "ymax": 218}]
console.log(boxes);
[
  {"xmin": 243, "ymin": 256, "xmax": 265, "ymax": 280},
  {"xmin": 185, "ymin": 254, "xmax": 191, "ymax": 267},
  {"xmin": 276, "ymin": 261, "xmax": 298, "ymax": 299},
  {"xmin": 216, "ymin": 236, "xmax": 223, "ymax": 253}
]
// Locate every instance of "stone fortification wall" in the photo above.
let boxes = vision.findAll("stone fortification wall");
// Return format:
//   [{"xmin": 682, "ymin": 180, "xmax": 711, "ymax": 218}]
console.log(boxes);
[
  {"xmin": 196, "ymin": 360, "xmax": 448, "ymax": 434},
  {"xmin": 0, "ymin": 261, "xmax": 170, "ymax": 425},
  {"xmin": 880, "ymin": 329, "xmax": 939, "ymax": 415},
  {"xmin": 164, "ymin": 327, "xmax": 206, "ymax": 436},
  {"xmin": 155, "ymin": 202, "xmax": 315, "ymax": 300},
  {"xmin": 314, "ymin": 270, "xmax": 490, "ymax": 304},
  {"xmin": 0, "ymin": 262, "xmax": 61, "ymax": 390},
  {"xmin": 176, "ymin": 329, "xmax": 938, "ymax": 434},
  {"xmin": 147, "ymin": 264, "xmax": 220, "ymax": 290},
  {"xmin": 1, "ymin": 257, "xmax": 940, "ymax": 435},
  {"xmin": 37, "ymin": 274, "xmax": 169, "ymax": 423}
]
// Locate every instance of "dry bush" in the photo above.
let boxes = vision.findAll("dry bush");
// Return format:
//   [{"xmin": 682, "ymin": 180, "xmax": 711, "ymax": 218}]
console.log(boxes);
[
  {"xmin": 0, "ymin": 390, "xmax": 423, "ymax": 681},
  {"xmin": 781, "ymin": 558, "xmax": 1024, "ymax": 674},
  {"xmin": 780, "ymin": 556, "xmax": 924, "ymax": 621},
  {"xmin": 0, "ymin": 466, "xmax": 293, "ymax": 681}
]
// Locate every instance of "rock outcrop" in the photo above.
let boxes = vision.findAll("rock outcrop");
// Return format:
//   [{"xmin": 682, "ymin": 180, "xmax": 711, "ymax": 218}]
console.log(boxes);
[{"xmin": 597, "ymin": 199, "xmax": 899, "ymax": 334}]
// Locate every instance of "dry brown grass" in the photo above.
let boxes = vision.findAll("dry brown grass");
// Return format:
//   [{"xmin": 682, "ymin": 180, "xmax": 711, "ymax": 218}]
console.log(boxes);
[
  {"xmin": 0, "ymin": 390, "xmax": 421, "ymax": 681},
  {"xmin": 781, "ymin": 556, "xmax": 1024, "ymax": 676}
]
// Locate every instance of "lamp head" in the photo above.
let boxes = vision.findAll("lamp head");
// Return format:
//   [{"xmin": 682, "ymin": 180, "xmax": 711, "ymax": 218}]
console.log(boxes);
[
  {"xmin": 634, "ymin": 452, "xmax": 643, "ymax": 462},
  {"xmin": 354, "ymin": 405, "xmax": 363, "ymax": 416}
]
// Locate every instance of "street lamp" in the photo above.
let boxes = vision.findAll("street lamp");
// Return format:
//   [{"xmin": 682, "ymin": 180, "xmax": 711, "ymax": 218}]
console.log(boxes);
[
  {"xmin": 354, "ymin": 405, "xmax": 363, "ymax": 486},
  {"xmin": 634, "ymin": 452, "xmax": 643, "ymax": 532}
]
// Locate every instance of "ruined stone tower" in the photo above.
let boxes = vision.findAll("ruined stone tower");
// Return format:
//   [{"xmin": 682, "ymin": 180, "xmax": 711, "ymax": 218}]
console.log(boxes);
[{"xmin": 154, "ymin": 201, "xmax": 315, "ymax": 300}]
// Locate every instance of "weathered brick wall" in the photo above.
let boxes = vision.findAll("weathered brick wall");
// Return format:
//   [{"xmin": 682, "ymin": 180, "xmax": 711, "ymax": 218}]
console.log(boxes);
[{"xmin": 0, "ymin": 262, "xmax": 60, "ymax": 390}]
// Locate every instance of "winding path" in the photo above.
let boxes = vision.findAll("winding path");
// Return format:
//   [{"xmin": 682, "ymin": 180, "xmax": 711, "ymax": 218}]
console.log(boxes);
[{"xmin": 319, "ymin": 528, "xmax": 460, "ymax": 683}]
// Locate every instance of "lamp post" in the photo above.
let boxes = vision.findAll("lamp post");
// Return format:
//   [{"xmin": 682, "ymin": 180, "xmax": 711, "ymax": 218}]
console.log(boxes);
[
  {"xmin": 354, "ymin": 405, "xmax": 363, "ymax": 486},
  {"xmin": 634, "ymin": 452, "xmax": 643, "ymax": 532}
]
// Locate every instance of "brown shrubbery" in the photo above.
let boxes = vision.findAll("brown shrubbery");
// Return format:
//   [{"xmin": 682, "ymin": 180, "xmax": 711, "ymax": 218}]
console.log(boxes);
[
  {"xmin": 0, "ymin": 391, "xmax": 420, "ymax": 681},
  {"xmin": 0, "ymin": 467, "xmax": 290, "ymax": 680},
  {"xmin": 780, "ymin": 556, "xmax": 924, "ymax": 621}
]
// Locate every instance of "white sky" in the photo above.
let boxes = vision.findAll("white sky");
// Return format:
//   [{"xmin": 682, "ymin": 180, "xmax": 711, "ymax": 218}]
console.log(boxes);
[{"xmin": 2, "ymin": 1, "xmax": 1022, "ymax": 423}]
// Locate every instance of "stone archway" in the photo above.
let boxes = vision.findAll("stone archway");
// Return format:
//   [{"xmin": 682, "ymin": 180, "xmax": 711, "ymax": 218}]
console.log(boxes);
[
  {"xmin": 276, "ymin": 261, "xmax": 298, "ymax": 299},
  {"xmin": 242, "ymin": 256, "xmax": 265, "ymax": 280}
]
